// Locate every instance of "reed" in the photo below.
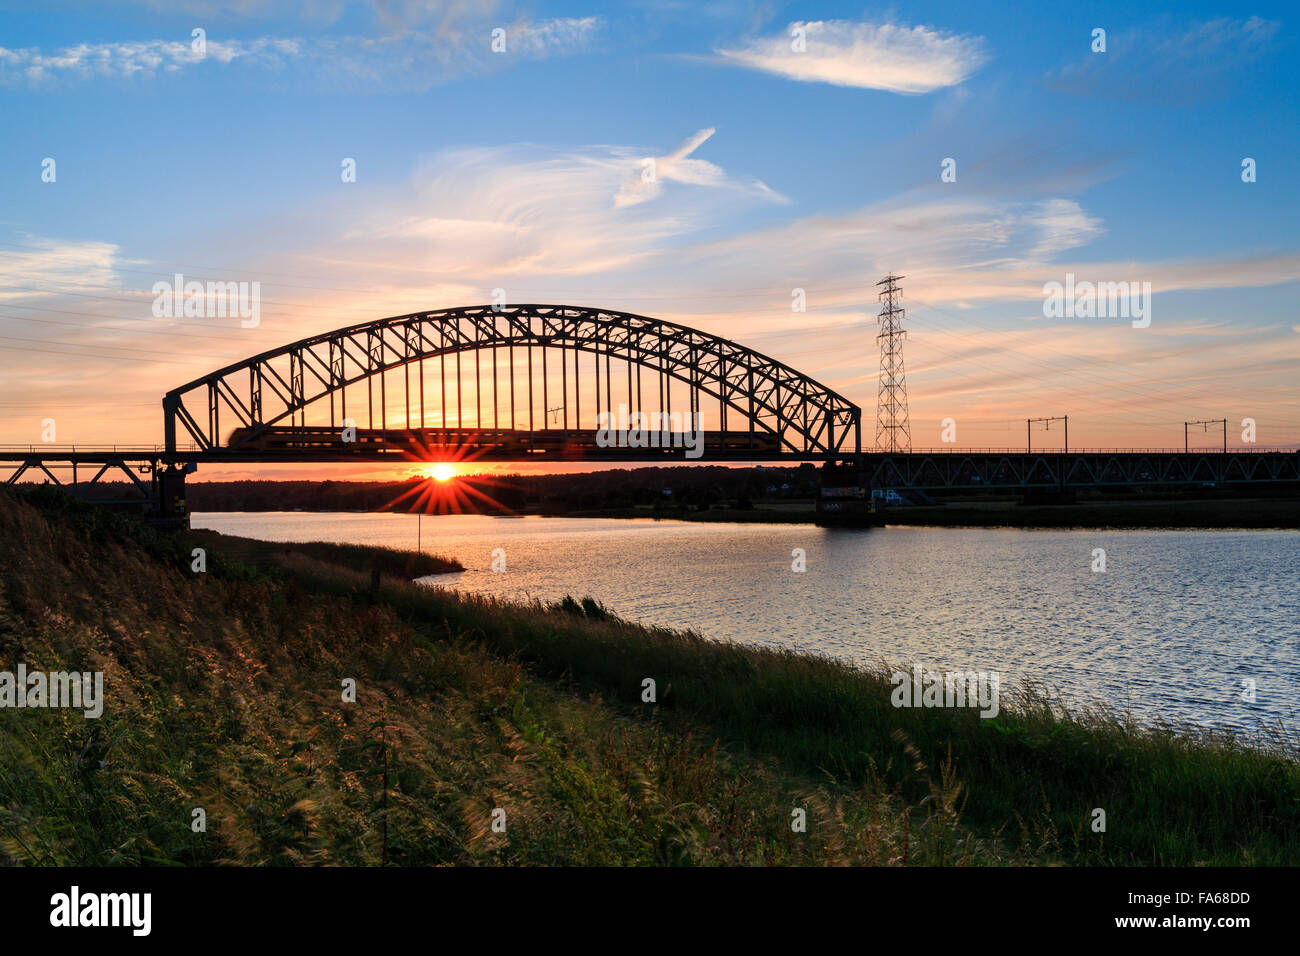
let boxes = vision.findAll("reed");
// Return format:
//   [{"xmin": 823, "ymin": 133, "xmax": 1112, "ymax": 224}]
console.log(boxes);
[{"xmin": 1, "ymin": 486, "xmax": 1294, "ymax": 866}]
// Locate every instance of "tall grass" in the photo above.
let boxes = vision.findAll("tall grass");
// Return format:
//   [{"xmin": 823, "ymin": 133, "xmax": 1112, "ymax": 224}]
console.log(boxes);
[
  {"xmin": 0, "ymin": 488, "xmax": 997, "ymax": 866},
  {"xmin": 283, "ymin": 547, "xmax": 1300, "ymax": 865}
]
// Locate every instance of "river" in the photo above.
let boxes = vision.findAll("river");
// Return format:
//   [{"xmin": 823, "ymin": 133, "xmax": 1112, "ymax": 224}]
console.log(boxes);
[{"xmin": 192, "ymin": 511, "xmax": 1299, "ymax": 737}]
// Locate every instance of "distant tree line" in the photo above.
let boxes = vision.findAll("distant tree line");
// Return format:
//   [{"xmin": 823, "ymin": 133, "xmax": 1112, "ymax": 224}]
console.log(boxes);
[{"xmin": 67, "ymin": 465, "xmax": 820, "ymax": 514}]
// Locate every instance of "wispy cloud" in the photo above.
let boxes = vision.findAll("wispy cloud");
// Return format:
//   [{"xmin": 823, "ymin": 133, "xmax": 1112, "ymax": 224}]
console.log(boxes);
[
  {"xmin": 505, "ymin": 17, "xmax": 601, "ymax": 57},
  {"xmin": 1026, "ymin": 198, "xmax": 1104, "ymax": 258},
  {"xmin": 714, "ymin": 19, "xmax": 988, "ymax": 93},
  {"xmin": 249, "ymin": 145, "xmax": 1300, "ymax": 327},
  {"xmin": 0, "ymin": 237, "xmax": 121, "ymax": 300},
  {"xmin": 316, "ymin": 136, "xmax": 785, "ymax": 286},
  {"xmin": 1045, "ymin": 16, "xmax": 1280, "ymax": 103},
  {"xmin": 0, "ymin": 16, "xmax": 600, "ymax": 88},
  {"xmin": 614, "ymin": 128, "xmax": 785, "ymax": 208},
  {"xmin": 699, "ymin": 192, "xmax": 1300, "ymax": 308}
]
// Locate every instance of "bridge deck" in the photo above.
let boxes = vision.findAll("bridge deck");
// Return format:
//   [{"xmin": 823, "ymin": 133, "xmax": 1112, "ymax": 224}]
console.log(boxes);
[{"xmin": 4, "ymin": 446, "xmax": 1297, "ymax": 481}]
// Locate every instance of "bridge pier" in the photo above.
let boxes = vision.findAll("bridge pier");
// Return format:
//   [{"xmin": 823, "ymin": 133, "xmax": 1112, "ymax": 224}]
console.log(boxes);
[{"xmin": 152, "ymin": 464, "xmax": 190, "ymax": 530}]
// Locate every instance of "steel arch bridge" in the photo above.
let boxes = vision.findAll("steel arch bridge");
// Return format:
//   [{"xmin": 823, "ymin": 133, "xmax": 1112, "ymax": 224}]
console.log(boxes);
[{"xmin": 162, "ymin": 303, "xmax": 862, "ymax": 461}]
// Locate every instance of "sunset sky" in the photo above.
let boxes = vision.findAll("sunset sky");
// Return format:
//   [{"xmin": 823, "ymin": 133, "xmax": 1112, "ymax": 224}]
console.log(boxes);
[{"xmin": 1, "ymin": 0, "xmax": 1297, "ymax": 481}]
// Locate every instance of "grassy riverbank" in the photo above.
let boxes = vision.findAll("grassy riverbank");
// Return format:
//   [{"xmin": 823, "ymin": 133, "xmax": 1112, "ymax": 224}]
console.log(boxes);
[
  {"xmin": 185, "ymin": 531, "xmax": 464, "ymax": 579},
  {"xmin": 2, "ymin": 486, "xmax": 1296, "ymax": 865}
]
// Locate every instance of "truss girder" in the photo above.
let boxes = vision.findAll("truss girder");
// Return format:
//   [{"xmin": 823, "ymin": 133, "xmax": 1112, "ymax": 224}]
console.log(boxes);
[{"xmin": 164, "ymin": 304, "xmax": 862, "ymax": 457}]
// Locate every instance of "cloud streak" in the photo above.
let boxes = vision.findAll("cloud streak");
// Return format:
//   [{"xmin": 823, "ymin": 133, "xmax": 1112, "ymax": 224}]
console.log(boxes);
[
  {"xmin": 613, "ymin": 128, "xmax": 785, "ymax": 208},
  {"xmin": 0, "ymin": 237, "xmax": 122, "ymax": 300},
  {"xmin": 715, "ymin": 19, "xmax": 988, "ymax": 93},
  {"xmin": 0, "ymin": 16, "xmax": 600, "ymax": 88}
]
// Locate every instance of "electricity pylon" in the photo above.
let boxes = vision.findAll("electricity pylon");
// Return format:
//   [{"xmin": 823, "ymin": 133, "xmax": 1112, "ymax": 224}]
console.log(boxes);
[{"xmin": 875, "ymin": 274, "xmax": 911, "ymax": 452}]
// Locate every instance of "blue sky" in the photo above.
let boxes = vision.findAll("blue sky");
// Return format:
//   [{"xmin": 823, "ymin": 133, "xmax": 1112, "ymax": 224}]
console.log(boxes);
[{"xmin": 1, "ymin": 0, "xmax": 1297, "ymax": 473}]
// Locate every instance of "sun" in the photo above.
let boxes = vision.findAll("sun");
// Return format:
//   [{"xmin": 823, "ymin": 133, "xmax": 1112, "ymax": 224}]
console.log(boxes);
[{"xmin": 427, "ymin": 463, "xmax": 456, "ymax": 482}]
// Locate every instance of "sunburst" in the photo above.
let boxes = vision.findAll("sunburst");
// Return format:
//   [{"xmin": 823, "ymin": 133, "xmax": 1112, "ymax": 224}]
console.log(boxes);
[{"xmin": 381, "ymin": 430, "xmax": 521, "ymax": 517}]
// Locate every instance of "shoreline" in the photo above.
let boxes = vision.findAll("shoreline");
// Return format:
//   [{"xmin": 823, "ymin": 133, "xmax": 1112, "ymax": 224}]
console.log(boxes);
[
  {"xmin": 188, "ymin": 511, "xmax": 1291, "ymax": 741},
  {"xmin": 188, "ymin": 495, "xmax": 1300, "ymax": 530},
  {"xmin": 543, "ymin": 495, "xmax": 1300, "ymax": 530}
]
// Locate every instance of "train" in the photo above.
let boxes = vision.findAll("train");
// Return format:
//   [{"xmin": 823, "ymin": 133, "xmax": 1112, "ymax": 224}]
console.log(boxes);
[{"xmin": 224, "ymin": 425, "xmax": 783, "ymax": 457}]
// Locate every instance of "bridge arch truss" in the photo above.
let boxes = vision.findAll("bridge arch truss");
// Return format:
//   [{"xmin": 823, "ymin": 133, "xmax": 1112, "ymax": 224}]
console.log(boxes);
[{"xmin": 163, "ymin": 304, "xmax": 861, "ymax": 459}]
